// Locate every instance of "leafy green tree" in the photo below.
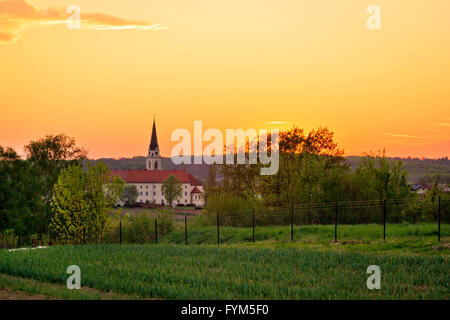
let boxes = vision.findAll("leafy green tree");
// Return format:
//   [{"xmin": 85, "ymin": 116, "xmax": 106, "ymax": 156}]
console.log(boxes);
[
  {"xmin": 0, "ymin": 146, "xmax": 44, "ymax": 242},
  {"xmin": 356, "ymin": 151, "xmax": 411, "ymax": 200},
  {"xmin": 121, "ymin": 184, "xmax": 139, "ymax": 206},
  {"xmin": 50, "ymin": 162, "xmax": 125, "ymax": 243},
  {"xmin": 354, "ymin": 151, "xmax": 413, "ymax": 222},
  {"xmin": 162, "ymin": 175, "xmax": 182, "ymax": 207},
  {"xmin": 25, "ymin": 134, "xmax": 87, "ymax": 231},
  {"xmin": 85, "ymin": 162, "xmax": 125, "ymax": 241},
  {"xmin": 258, "ymin": 126, "xmax": 345, "ymax": 206},
  {"xmin": 221, "ymin": 137, "xmax": 264, "ymax": 200},
  {"xmin": 221, "ymin": 159, "xmax": 260, "ymax": 200},
  {"xmin": 49, "ymin": 165, "xmax": 89, "ymax": 243}
]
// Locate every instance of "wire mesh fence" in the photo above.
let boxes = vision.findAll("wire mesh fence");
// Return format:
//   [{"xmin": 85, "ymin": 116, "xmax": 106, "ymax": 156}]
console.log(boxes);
[
  {"xmin": 2, "ymin": 197, "xmax": 448, "ymax": 248},
  {"xmin": 207, "ymin": 197, "xmax": 449, "ymax": 245}
]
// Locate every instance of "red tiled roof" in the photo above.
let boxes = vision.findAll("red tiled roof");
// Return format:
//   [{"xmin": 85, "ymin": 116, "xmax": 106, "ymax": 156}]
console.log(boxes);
[
  {"xmin": 111, "ymin": 170, "xmax": 197, "ymax": 184},
  {"xmin": 187, "ymin": 174, "xmax": 202, "ymax": 186},
  {"xmin": 191, "ymin": 186, "xmax": 203, "ymax": 194}
]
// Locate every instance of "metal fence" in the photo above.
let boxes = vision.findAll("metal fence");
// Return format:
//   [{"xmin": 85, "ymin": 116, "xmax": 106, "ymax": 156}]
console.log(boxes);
[
  {"xmin": 185, "ymin": 197, "xmax": 448, "ymax": 245},
  {"xmin": 2, "ymin": 197, "xmax": 448, "ymax": 248}
]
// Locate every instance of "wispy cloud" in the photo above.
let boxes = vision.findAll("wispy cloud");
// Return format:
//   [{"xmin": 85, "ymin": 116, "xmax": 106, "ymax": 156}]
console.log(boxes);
[
  {"xmin": 0, "ymin": 0, "xmax": 166, "ymax": 43},
  {"xmin": 383, "ymin": 132, "xmax": 425, "ymax": 139},
  {"xmin": 267, "ymin": 121, "xmax": 288, "ymax": 124},
  {"xmin": 436, "ymin": 122, "xmax": 450, "ymax": 127}
]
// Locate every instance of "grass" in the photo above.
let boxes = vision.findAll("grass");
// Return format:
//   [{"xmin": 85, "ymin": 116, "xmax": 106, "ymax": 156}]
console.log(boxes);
[
  {"xmin": 122, "ymin": 207, "xmax": 199, "ymax": 216},
  {"xmin": 0, "ymin": 273, "xmax": 138, "ymax": 300},
  {"xmin": 0, "ymin": 224, "xmax": 447, "ymax": 299},
  {"xmin": 0, "ymin": 240, "xmax": 448, "ymax": 299},
  {"xmin": 119, "ymin": 207, "xmax": 199, "ymax": 222},
  {"xmin": 162, "ymin": 223, "xmax": 449, "ymax": 254}
]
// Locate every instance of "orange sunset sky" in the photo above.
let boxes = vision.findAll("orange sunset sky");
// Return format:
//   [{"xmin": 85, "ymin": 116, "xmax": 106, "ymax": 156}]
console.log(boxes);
[{"xmin": 1, "ymin": 0, "xmax": 449, "ymax": 159}]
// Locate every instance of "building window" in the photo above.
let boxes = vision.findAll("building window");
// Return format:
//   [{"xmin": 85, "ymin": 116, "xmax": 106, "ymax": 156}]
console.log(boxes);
[
  {"xmin": 140, "ymin": 192, "xmax": 143, "ymax": 196},
  {"xmin": 146, "ymin": 192, "xmax": 148, "ymax": 196},
  {"xmin": 153, "ymin": 191, "xmax": 156, "ymax": 196},
  {"xmin": 185, "ymin": 192, "xmax": 187, "ymax": 196},
  {"xmin": 185, "ymin": 199, "xmax": 187, "ymax": 203},
  {"xmin": 140, "ymin": 185, "xmax": 142, "ymax": 189},
  {"xmin": 185, "ymin": 185, "xmax": 187, "ymax": 189},
  {"xmin": 146, "ymin": 185, "xmax": 148, "ymax": 189}
]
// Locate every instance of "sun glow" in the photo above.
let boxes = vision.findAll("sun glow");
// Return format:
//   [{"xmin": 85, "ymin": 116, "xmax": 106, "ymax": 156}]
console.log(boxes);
[{"xmin": 0, "ymin": 0, "xmax": 449, "ymax": 159}]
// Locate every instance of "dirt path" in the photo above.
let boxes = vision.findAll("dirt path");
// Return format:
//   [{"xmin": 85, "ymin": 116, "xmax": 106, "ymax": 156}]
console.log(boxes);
[
  {"xmin": 0, "ymin": 273, "xmax": 139, "ymax": 300},
  {"xmin": 0, "ymin": 288, "xmax": 49, "ymax": 300}
]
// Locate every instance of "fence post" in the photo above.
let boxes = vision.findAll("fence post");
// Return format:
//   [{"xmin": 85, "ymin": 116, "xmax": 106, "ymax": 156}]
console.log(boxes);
[
  {"xmin": 438, "ymin": 196, "xmax": 441, "ymax": 242},
  {"xmin": 217, "ymin": 211, "xmax": 220, "ymax": 245},
  {"xmin": 334, "ymin": 202, "xmax": 338, "ymax": 242},
  {"xmin": 119, "ymin": 221, "xmax": 122, "ymax": 244},
  {"xmin": 155, "ymin": 218, "xmax": 158, "ymax": 245},
  {"xmin": 290, "ymin": 203, "xmax": 294, "ymax": 241},
  {"xmin": 252, "ymin": 209, "xmax": 255, "ymax": 242},
  {"xmin": 185, "ymin": 215, "xmax": 188, "ymax": 245},
  {"xmin": 383, "ymin": 199, "xmax": 386, "ymax": 240}
]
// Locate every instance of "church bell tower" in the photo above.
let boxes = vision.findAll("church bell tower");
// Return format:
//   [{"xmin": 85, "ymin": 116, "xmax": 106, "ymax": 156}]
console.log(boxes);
[{"xmin": 146, "ymin": 117, "xmax": 162, "ymax": 170}]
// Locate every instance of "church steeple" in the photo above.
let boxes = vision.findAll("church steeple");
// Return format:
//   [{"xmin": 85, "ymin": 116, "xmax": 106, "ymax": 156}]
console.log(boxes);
[
  {"xmin": 149, "ymin": 116, "xmax": 159, "ymax": 152},
  {"xmin": 146, "ymin": 116, "xmax": 162, "ymax": 170}
]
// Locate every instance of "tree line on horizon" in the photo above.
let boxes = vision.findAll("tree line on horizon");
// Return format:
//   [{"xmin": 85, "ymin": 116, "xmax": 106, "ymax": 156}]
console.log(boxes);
[
  {"xmin": 1, "ymin": 129, "xmax": 448, "ymax": 245},
  {"xmin": 89, "ymin": 154, "xmax": 450, "ymax": 185},
  {"xmin": 201, "ymin": 126, "xmax": 448, "ymax": 226}
]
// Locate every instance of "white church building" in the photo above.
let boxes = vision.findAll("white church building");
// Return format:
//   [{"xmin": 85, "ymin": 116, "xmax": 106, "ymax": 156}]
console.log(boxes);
[{"xmin": 112, "ymin": 119, "xmax": 205, "ymax": 207}]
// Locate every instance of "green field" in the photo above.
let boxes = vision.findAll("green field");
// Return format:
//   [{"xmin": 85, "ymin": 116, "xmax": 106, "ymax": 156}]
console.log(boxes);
[
  {"xmin": 0, "ymin": 223, "xmax": 448, "ymax": 299},
  {"xmin": 164, "ymin": 222, "xmax": 448, "ymax": 246}
]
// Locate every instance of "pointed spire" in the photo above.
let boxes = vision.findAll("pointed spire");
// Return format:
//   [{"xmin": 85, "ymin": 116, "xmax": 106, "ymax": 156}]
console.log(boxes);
[{"xmin": 149, "ymin": 117, "xmax": 159, "ymax": 151}]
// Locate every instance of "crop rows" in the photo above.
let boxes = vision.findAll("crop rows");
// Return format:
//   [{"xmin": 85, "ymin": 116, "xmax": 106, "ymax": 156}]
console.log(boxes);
[{"xmin": 0, "ymin": 244, "xmax": 448, "ymax": 299}]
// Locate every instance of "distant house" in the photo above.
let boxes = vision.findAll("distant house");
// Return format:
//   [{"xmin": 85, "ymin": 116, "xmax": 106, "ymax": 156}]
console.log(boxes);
[
  {"xmin": 411, "ymin": 183, "xmax": 450, "ymax": 195},
  {"xmin": 111, "ymin": 119, "xmax": 205, "ymax": 207},
  {"xmin": 411, "ymin": 184, "xmax": 427, "ymax": 195},
  {"xmin": 437, "ymin": 184, "xmax": 450, "ymax": 193},
  {"xmin": 191, "ymin": 186, "xmax": 204, "ymax": 207}
]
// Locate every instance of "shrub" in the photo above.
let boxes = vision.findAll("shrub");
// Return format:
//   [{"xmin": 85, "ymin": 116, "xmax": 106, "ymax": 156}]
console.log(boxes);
[{"xmin": 108, "ymin": 210, "xmax": 175, "ymax": 244}]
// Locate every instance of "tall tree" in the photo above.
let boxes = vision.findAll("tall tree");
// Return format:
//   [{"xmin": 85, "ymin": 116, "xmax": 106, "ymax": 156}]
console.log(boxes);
[
  {"xmin": 259, "ymin": 126, "xmax": 345, "ymax": 206},
  {"xmin": 24, "ymin": 134, "xmax": 87, "ymax": 231},
  {"xmin": 356, "ymin": 150, "xmax": 410, "ymax": 200},
  {"xmin": 207, "ymin": 163, "xmax": 217, "ymax": 191},
  {"xmin": 50, "ymin": 162, "xmax": 124, "ymax": 243},
  {"xmin": 121, "ymin": 184, "xmax": 139, "ymax": 206},
  {"xmin": 162, "ymin": 175, "xmax": 182, "ymax": 207},
  {"xmin": 49, "ymin": 165, "xmax": 89, "ymax": 242},
  {"xmin": 0, "ymin": 146, "xmax": 44, "ymax": 241},
  {"xmin": 221, "ymin": 138, "xmax": 261, "ymax": 199}
]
